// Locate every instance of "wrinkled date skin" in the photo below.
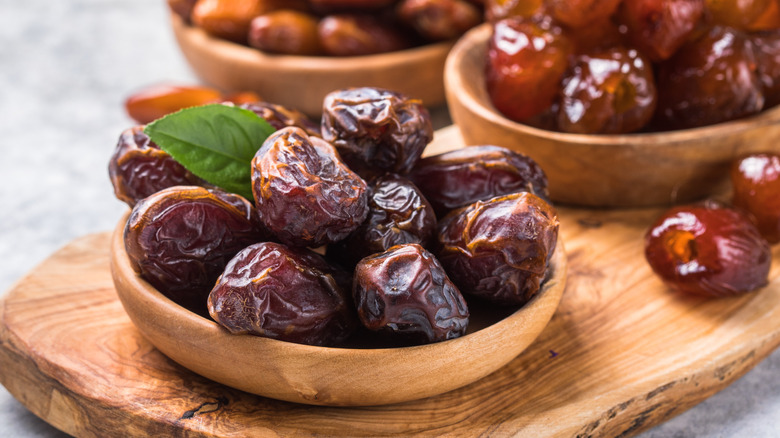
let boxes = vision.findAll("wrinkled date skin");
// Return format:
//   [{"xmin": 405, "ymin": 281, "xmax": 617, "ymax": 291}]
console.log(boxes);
[
  {"xmin": 396, "ymin": 0, "xmax": 483, "ymax": 41},
  {"xmin": 124, "ymin": 186, "xmax": 268, "ymax": 313},
  {"xmin": 248, "ymin": 10, "xmax": 323, "ymax": 56},
  {"xmin": 644, "ymin": 201, "xmax": 771, "ymax": 297},
  {"xmin": 322, "ymin": 87, "xmax": 433, "ymax": 176},
  {"xmin": 109, "ymin": 126, "xmax": 204, "ymax": 207},
  {"xmin": 318, "ymin": 14, "xmax": 412, "ymax": 56},
  {"xmin": 353, "ymin": 244, "xmax": 469, "ymax": 344},
  {"xmin": 409, "ymin": 145, "xmax": 549, "ymax": 217},
  {"xmin": 558, "ymin": 47, "xmax": 657, "ymax": 134},
  {"xmin": 617, "ymin": 0, "xmax": 705, "ymax": 62},
  {"xmin": 240, "ymin": 101, "xmax": 320, "ymax": 137},
  {"xmin": 208, "ymin": 242, "xmax": 356, "ymax": 346},
  {"xmin": 437, "ymin": 192, "xmax": 559, "ymax": 306},
  {"xmin": 485, "ymin": 16, "xmax": 573, "ymax": 123},
  {"xmin": 655, "ymin": 26, "xmax": 764, "ymax": 130},
  {"xmin": 731, "ymin": 153, "xmax": 780, "ymax": 243},
  {"xmin": 328, "ymin": 174, "xmax": 437, "ymax": 267},
  {"xmin": 252, "ymin": 127, "xmax": 369, "ymax": 247}
]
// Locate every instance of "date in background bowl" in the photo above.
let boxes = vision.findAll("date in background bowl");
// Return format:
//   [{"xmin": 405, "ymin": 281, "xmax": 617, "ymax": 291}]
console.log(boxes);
[
  {"xmin": 109, "ymin": 213, "xmax": 567, "ymax": 406},
  {"xmin": 171, "ymin": 14, "xmax": 453, "ymax": 117},
  {"xmin": 444, "ymin": 23, "xmax": 780, "ymax": 208}
]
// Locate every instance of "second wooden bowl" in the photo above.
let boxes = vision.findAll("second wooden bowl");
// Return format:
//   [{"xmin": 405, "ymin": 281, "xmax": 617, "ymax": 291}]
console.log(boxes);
[
  {"xmin": 109, "ymin": 213, "xmax": 567, "ymax": 407},
  {"xmin": 445, "ymin": 24, "xmax": 780, "ymax": 207},
  {"xmin": 171, "ymin": 14, "xmax": 454, "ymax": 117}
]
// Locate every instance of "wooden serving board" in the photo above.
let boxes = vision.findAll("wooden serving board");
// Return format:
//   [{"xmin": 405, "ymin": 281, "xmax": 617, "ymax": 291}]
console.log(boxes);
[{"xmin": 2, "ymin": 127, "xmax": 780, "ymax": 437}]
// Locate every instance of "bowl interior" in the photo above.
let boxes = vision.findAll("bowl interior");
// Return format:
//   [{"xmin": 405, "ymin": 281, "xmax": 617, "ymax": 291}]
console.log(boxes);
[
  {"xmin": 444, "ymin": 24, "xmax": 780, "ymax": 207},
  {"xmin": 110, "ymin": 213, "xmax": 567, "ymax": 406},
  {"xmin": 171, "ymin": 14, "xmax": 455, "ymax": 117}
]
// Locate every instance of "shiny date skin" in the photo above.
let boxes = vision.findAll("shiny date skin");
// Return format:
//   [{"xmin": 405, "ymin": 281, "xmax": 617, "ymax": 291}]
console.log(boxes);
[
  {"xmin": 353, "ymin": 244, "xmax": 469, "ymax": 344},
  {"xmin": 109, "ymin": 126, "xmax": 204, "ymax": 207},
  {"xmin": 124, "ymin": 186, "xmax": 268, "ymax": 313},
  {"xmin": 408, "ymin": 145, "xmax": 549, "ymax": 217},
  {"xmin": 321, "ymin": 87, "xmax": 433, "ymax": 177},
  {"xmin": 328, "ymin": 173, "xmax": 437, "ymax": 268},
  {"xmin": 396, "ymin": 0, "xmax": 482, "ymax": 41},
  {"xmin": 617, "ymin": 0, "xmax": 705, "ymax": 62},
  {"xmin": 731, "ymin": 153, "xmax": 780, "ymax": 243},
  {"xmin": 239, "ymin": 101, "xmax": 321, "ymax": 137},
  {"xmin": 208, "ymin": 242, "xmax": 356, "ymax": 346},
  {"xmin": 437, "ymin": 192, "xmax": 559, "ymax": 306},
  {"xmin": 318, "ymin": 14, "xmax": 412, "ymax": 56},
  {"xmin": 252, "ymin": 127, "xmax": 369, "ymax": 248},
  {"xmin": 644, "ymin": 201, "xmax": 771, "ymax": 296}
]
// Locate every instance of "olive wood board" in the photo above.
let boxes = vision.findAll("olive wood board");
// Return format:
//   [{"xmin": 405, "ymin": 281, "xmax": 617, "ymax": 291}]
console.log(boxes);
[{"xmin": 2, "ymin": 126, "xmax": 780, "ymax": 437}]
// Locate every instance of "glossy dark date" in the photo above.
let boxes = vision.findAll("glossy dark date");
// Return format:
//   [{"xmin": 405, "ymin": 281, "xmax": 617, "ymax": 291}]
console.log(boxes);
[
  {"xmin": 321, "ymin": 87, "xmax": 433, "ymax": 177},
  {"xmin": 124, "ymin": 186, "xmax": 267, "ymax": 313},
  {"xmin": 208, "ymin": 242, "xmax": 356, "ymax": 346},
  {"xmin": 108, "ymin": 126, "xmax": 204, "ymax": 207},
  {"xmin": 239, "ymin": 101, "xmax": 321, "ymax": 137},
  {"xmin": 353, "ymin": 244, "xmax": 469, "ymax": 344},
  {"xmin": 252, "ymin": 127, "xmax": 369, "ymax": 247},
  {"xmin": 328, "ymin": 173, "xmax": 437, "ymax": 267},
  {"xmin": 408, "ymin": 145, "xmax": 549, "ymax": 217},
  {"xmin": 437, "ymin": 192, "xmax": 559, "ymax": 306}
]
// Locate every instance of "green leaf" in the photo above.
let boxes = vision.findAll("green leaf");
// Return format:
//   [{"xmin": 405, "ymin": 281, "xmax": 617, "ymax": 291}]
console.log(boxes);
[{"xmin": 144, "ymin": 104, "xmax": 275, "ymax": 201}]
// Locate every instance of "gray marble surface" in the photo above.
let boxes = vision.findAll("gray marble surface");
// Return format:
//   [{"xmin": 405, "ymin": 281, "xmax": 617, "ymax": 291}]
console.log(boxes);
[{"xmin": 0, "ymin": 0, "xmax": 778, "ymax": 436}]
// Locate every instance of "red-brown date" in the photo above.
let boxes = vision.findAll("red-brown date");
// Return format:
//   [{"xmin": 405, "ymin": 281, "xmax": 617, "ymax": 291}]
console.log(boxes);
[
  {"xmin": 396, "ymin": 0, "xmax": 482, "ymax": 41},
  {"xmin": 547, "ymin": 0, "xmax": 622, "ymax": 28},
  {"xmin": 310, "ymin": 0, "xmax": 398, "ymax": 13},
  {"xmin": 108, "ymin": 126, "xmax": 204, "ymax": 207},
  {"xmin": 485, "ymin": 17, "xmax": 573, "ymax": 123},
  {"xmin": 252, "ymin": 127, "xmax": 369, "ymax": 248},
  {"xmin": 248, "ymin": 10, "xmax": 323, "ymax": 56},
  {"xmin": 353, "ymin": 244, "xmax": 469, "ymax": 344},
  {"xmin": 321, "ymin": 87, "xmax": 433, "ymax": 176},
  {"xmin": 239, "ymin": 101, "xmax": 320, "ymax": 137},
  {"xmin": 437, "ymin": 192, "xmax": 559, "ymax": 306},
  {"xmin": 318, "ymin": 14, "xmax": 411, "ymax": 56},
  {"xmin": 618, "ymin": 0, "xmax": 705, "ymax": 61},
  {"xmin": 124, "ymin": 186, "xmax": 268, "ymax": 313},
  {"xmin": 558, "ymin": 47, "xmax": 657, "ymax": 134},
  {"xmin": 408, "ymin": 145, "xmax": 549, "ymax": 217},
  {"xmin": 655, "ymin": 26, "xmax": 764, "ymax": 130},
  {"xmin": 208, "ymin": 242, "xmax": 356, "ymax": 346},
  {"xmin": 125, "ymin": 84, "xmax": 222, "ymax": 125},
  {"xmin": 731, "ymin": 153, "xmax": 780, "ymax": 243},
  {"xmin": 752, "ymin": 30, "xmax": 780, "ymax": 107},
  {"xmin": 485, "ymin": 0, "xmax": 545, "ymax": 22},
  {"xmin": 706, "ymin": 0, "xmax": 772, "ymax": 29},
  {"xmin": 328, "ymin": 174, "xmax": 437, "ymax": 267},
  {"xmin": 644, "ymin": 201, "xmax": 771, "ymax": 296}
]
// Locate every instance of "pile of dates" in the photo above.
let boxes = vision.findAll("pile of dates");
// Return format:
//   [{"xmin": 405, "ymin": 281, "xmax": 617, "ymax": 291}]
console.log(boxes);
[
  {"xmin": 110, "ymin": 86, "xmax": 559, "ymax": 347},
  {"xmin": 169, "ymin": 0, "xmax": 483, "ymax": 56},
  {"xmin": 485, "ymin": 0, "xmax": 780, "ymax": 133}
]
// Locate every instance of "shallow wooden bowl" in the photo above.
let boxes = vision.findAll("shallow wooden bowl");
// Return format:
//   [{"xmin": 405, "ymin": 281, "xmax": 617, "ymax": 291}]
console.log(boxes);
[
  {"xmin": 445, "ymin": 24, "xmax": 780, "ymax": 207},
  {"xmin": 109, "ymin": 213, "xmax": 567, "ymax": 406},
  {"xmin": 171, "ymin": 14, "xmax": 454, "ymax": 117}
]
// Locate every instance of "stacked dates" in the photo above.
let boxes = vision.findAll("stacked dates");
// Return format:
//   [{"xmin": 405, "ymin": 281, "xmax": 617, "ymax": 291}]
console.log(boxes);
[
  {"xmin": 111, "ymin": 87, "xmax": 559, "ymax": 347},
  {"xmin": 485, "ymin": 0, "xmax": 780, "ymax": 133}
]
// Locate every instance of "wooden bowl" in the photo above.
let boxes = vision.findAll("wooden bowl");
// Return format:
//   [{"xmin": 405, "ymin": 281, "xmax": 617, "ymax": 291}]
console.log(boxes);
[
  {"xmin": 109, "ymin": 213, "xmax": 567, "ymax": 406},
  {"xmin": 171, "ymin": 14, "xmax": 454, "ymax": 117},
  {"xmin": 444, "ymin": 23, "xmax": 780, "ymax": 207}
]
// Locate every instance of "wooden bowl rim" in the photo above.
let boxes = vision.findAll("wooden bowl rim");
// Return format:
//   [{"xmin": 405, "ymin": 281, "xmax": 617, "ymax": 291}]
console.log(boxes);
[
  {"xmin": 172, "ymin": 14, "xmax": 456, "ymax": 74},
  {"xmin": 447, "ymin": 23, "xmax": 780, "ymax": 147},
  {"xmin": 110, "ymin": 212, "xmax": 567, "ymax": 356}
]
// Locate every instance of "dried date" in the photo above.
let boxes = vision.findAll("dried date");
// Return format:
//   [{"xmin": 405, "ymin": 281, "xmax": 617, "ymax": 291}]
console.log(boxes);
[
  {"xmin": 437, "ymin": 192, "xmax": 559, "ymax": 306},
  {"xmin": 108, "ymin": 126, "xmax": 204, "ymax": 207},
  {"xmin": 396, "ymin": 0, "xmax": 482, "ymax": 41},
  {"xmin": 252, "ymin": 127, "xmax": 369, "ymax": 247},
  {"xmin": 124, "ymin": 186, "xmax": 268, "ymax": 313},
  {"xmin": 321, "ymin": 87, "xmax": 433, "ymax": 176},
  {"xmin": 318, "ymin": 14, "xmax": 412, "ymax": 56},
  {"xmin": 408, "ymin": 145, "xmax": 549, "ymax": 217},
  {"xmin": 239, "ymin": 101, "xmax": 321, "ymax": 137},
  {"xmin": 353, "ymin": 244, "xmax": 469, "ymax": 344},
  {"xmin": 208, "ymin": 242, "xmax": 356, "ymax": 346}
]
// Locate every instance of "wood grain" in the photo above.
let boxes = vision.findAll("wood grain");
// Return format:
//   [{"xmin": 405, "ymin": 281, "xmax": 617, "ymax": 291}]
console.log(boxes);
[
  {"xmin": 1, "ymin": 126, "xmax": 780, "ymax": 436},
  {"xmin": 1, "ymin": 205, "xmax": 779, "ymax": 437},
  {"xmin": 444, "ymin": 24, "xmax": 780, "ymax": 207}
]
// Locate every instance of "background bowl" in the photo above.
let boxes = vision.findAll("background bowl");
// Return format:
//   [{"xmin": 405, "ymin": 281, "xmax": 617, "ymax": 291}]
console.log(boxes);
[
  {"xmin": 110, "ymin": 213, "xmax": 567, "ymax": 407},
  {"xmin": 445, "ymin": 23, "xmax": 780, "ymax": 207},
  {"xmin": 171, "ymin": 14, "xmax": 454, "ymax": 117}
]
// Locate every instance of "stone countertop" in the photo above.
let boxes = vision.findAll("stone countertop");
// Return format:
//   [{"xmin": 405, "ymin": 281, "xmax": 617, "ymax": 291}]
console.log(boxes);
[{"xmin": 0, "ymin": 1, "xmax": 778, "ymax": 437}]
